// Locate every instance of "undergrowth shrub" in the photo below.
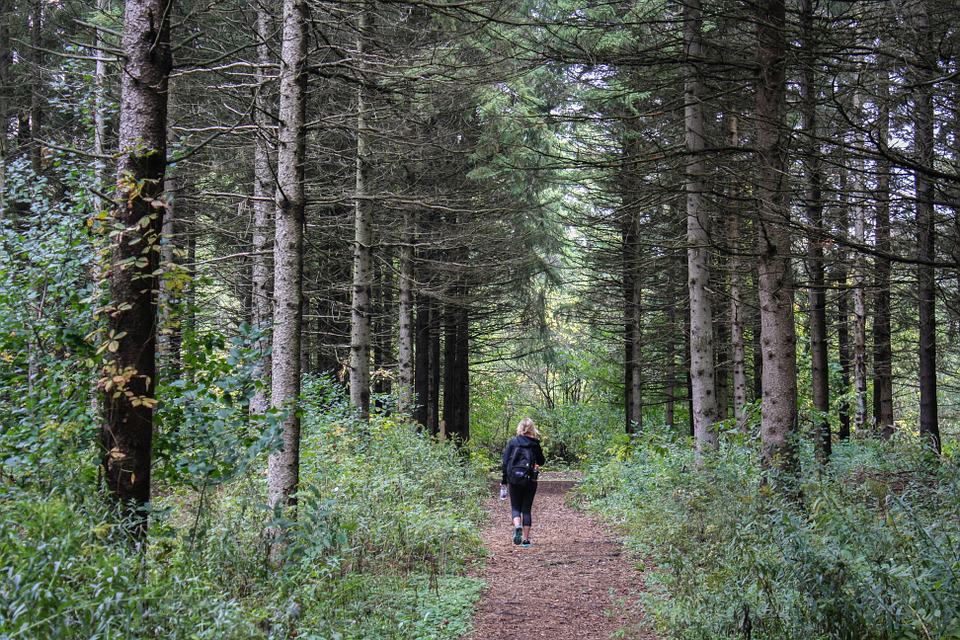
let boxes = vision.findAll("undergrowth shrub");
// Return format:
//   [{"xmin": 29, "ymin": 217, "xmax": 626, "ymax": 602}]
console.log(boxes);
[
  {"xmin": 0, "ymin": 163, "xmax": 101, "ymax": 492},
  {"xmin": 0, "ymin": 374, "xmax": 487, "ymax": 639},
  {"xmin": 467, "ymin": 396, "xmax": 624, "ymax": 470},
  {"xmin": 0, "ymin": 494, "xmax": 255, "ymax": 639},
  {"xmin": 292, "ymin": 374, "xmax": 486, "ymax": 577},
  {"xmin": 581, "ymin": 426, "xmax": 960, "ymax": 640},
  {"xmin": 530, "ymin": 403, "xmax": 623, "ymax": 466}
]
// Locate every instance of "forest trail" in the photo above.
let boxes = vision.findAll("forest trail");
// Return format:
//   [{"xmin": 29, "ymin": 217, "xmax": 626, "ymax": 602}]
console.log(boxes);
[{"xmin": 464, "ymin": 473, "xmax": 658, "ymax": 640}]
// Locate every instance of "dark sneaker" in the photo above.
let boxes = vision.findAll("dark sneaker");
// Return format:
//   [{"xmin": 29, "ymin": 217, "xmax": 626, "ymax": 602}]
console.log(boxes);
[
  {"xmin": 521, "ymin": 539, "xmax": 532, "ymax": 548},
  {"xmin": 513, "ymin": 527, "xmax": 522, "ymax": 545}
]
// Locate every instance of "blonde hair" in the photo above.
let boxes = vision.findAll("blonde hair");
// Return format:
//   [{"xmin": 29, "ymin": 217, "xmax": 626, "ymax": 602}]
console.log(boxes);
[{"xmin": 516, "ymin": 417, "xmax": 540, "ymax": 438}]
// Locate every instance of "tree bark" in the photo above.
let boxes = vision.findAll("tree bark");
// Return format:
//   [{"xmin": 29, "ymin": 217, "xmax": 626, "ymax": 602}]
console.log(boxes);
[
  {"xmin": 727, "ymin": 116, "xmax": 748, "ymax": 431},
  {"xmin": 622, "ymin": 203, "xmax": 643, "ymax": 434},
  {"xmin": 414, "ymin": 295, "xmax": 430, "ymax": 428},
  {"xmin": 414, "ymin": 293, "xmax": 440, "ymax": 435},
  {"xmin": 267, "ymin": 0, "xmax": 307, "ymax": 512},
  {"xmin": 836, "ymin": 219, "xmax": 852, "ymax": 441},
  {"xmin": 100, "ymin": 0, "xmax": 172, "ymax": 535},
  {"xmin": 93, "ymin": 0, "xmax": 109, "ymax": 200},
  {"xmin": 250, "ymin": 4, "xmax": 274, "ymax": 418},
  {"xmin": 751, "ymin": 295, "xmax": 762, "ymax": 401},
  {"xmin": 629, "ymin": 249, "xmax": 642, "ymax": 433},
  {"xmin": 755, "ymin": 0, "xmax": 798, "ymax": 477},
  {"xmin": 684, "ymin": 0, "xmax": 717, "ymax": 455},
  {"xmin": 397, "ymin": 211, "xmax": 414, "ymax": 413},
  {"xmin": 29, "ymin": 0, "xmax": 42, "ymax": 174},
  {"xmin": 665, "ymin": 307, "xmax": 677, "ymax": 429},
  {"xmin": 428, "ymin": 304, "xmax": 440, "ymax": 435},
  {"xmin": 850, "ymin": 90, "xmax": 869, "ymax": 434},
  {"xmin": 373, "ymin": 254, "xmax": 393, "ymax": 402},
  {"xmin": 913, "ymin": 0, "xmax": 940, "ymax": 453},
  {"xmin": 872, "ymin": 62, "xmax": 895, "ymax": 438},
  {"xmin": 714, "ymin": 317, "xmax": 729, "ymax": 422},
  {"xmin": 0, "ymin": 0, "xmax": 9, "ymax": 217},
  {"xmin": 801, "ymin": 0, "xmax": 830, "ymax": 461},
  {"xmin": 442, "ymin": 297, "xmax": 470, "ymax": 442},
  {"xmin": 349, "ymin": 7, "xmax": 372, "ymax": 418},
  {"xmin": 620, "ymin": 132, "xmax": 640, "ymax": 434},
  {"xmin": 158, "ymin": 170, "xmax": 182, "ymax": 377}
]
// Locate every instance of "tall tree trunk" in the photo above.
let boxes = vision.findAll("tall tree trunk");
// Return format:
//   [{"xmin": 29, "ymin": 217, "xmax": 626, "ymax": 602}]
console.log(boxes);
[
  {"xmin": 414, "ymin": 290, "xmax": 441, "ymax": 435},
  {"xmin": 913, "ymin": 0, "xmax": 940, "ymax": 453},
  {"xmin": 0, "ymin": 0, "xmax": 9, "ymax": 218},
  {"xmin": 443, "ymin": 299, "xmax": 469, "ymax": 442},
  {"xmin": 456, "ymin": 303, "xmax": 470, "ymax": 441},
  {"xmin": 728, "ymin": 220, "xmax": 747, "ymax": 430},
  {"xmin": 850, "ymin": 90, "xmax": 869, "ymax": 433},
  {"xmin": 801, "ymin": 0, "xmax": 830, "ymax": 461},
  {"xmin": 85, "ymin": 0, "xmax": 111, "ymax": 420},
  {"xmin": 414, "ymin": 295, "xmax": 430, "ymax": 428},
  {"xmin": 349, "ymin": 7, "xmax": 372, "ymax": 418},
  {"xmin": 751, "ymin": 296, "xmax": 762, "ymax": 401},
  {"xmin": 665, "ymin": 317, "xmax": 677, "ymax": 429},
  {"xmin": 300, "ymin": 296, "xmax": 311, "ymax": 375},
  {"xmin": 28, "ymin": 0, "xmax": 42, "ymax": 174},
  {"xmin": 267, "ymin": 0, "xmax": 307, "ymax": 513},
  {"xmin": 397, "ymin": 211, "xmax": 414, "ymax": 413},
  {"xmin": 629, "ymin": 251, "xmax": 642, "ymax": 433},
  {"xmin": 872, "ymin": 62, "xmax": 894, "ymax": 438},
  {"xmin": 755, "ymin": 0, "xmax": 798, "ymax": 477},
  {"xmin": 428, "ymin": 304, "xmax": 440, "ymax": 435},
  {"xmin": 835, "ymin": 167, "xmax": 851, "ymax": 441},
  {"xmin": 684, "ymin": 0, "xmax": 717, "ymax": 455},
  {"xmin": 714, "ymin": 280, "xmax": 729, "ymax": 422},
  {"xmin": 622, "ymin": 204, "xmax": 643, "ymax": 434},
  {"xmin": 159, "ymin": 170, "xmax": 182, "ymax": 377},
  {"xmin": 93, "ymin": 0, "xmax": 109, "ymax": 199},
  {"xmin": 665, "ymin": 255, "xmax": 678, "ymax": 429},
  {"xmin": 442, "ymin": 304, "xmax": 455, "ymax": 439},
  {"xmin": 623, "ymin": 297, "xmax": 635, "ymax": 433},
  {"xmin": 250, "ymin": 4, "xmax": 274, "ymax": 417},
  {"xmin": 727, "ymin": 116, "xmax": 748, "ymax": 431},
  {"xmin": 371, "ymin": 258, "xmax": 392, "ymax": 404},
  {"xmin": 100, "ymin": 0, "xmax": 172, "ymax": 535},
  {"xmin": 620, "ymin": 128, "xmax": 642, "ymax": 434}
]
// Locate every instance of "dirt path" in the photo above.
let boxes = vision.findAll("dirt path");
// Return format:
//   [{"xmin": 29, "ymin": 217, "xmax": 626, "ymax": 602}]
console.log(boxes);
[{"xmin": 464, "ymin": 474, "xmax": 657, "ymax": 640}]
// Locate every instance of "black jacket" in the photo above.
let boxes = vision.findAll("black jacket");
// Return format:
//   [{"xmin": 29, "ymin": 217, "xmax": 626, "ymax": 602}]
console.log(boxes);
[{"xmin": 501, "ymin": 435, "xmax": 545, "ymax": 484}]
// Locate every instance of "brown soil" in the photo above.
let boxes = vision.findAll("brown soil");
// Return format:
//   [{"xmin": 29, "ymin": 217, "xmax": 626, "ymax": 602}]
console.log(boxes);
[{"xmin": 464, "ymin": 474, "xmax": 658, "ymax": 640}]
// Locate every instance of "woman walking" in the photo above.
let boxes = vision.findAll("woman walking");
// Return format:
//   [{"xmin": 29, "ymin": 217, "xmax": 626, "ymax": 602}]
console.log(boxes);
[{"xmin": 501, "ymin": 417, "xmax": 545, "ymax": 548}]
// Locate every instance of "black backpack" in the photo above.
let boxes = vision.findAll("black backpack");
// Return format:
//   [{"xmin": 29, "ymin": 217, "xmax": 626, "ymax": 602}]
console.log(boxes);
[{"xmin": 506, "ymin": 440, "xmax": 537, "ymax": 487}]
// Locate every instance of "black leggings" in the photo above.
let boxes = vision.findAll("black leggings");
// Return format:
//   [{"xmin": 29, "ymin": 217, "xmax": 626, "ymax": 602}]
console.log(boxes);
[{"xmin": 509, "ymin": 482, "xmax": 538, "ymax": 526}]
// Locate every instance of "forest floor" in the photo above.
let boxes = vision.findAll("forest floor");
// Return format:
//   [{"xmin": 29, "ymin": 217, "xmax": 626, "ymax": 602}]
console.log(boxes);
[{"xmin": 464, "ymin": 472, "xmax": 658, "ymax": 640}]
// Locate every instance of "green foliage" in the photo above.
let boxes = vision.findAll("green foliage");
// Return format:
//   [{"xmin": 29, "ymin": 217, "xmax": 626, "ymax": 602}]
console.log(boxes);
[
  {"xmin": 581, "ymin": 430, "xmax": 960, "ymax": 640},
  {"xmin": 154, "ymin": 325, "xmax": 282, "ymax": 488},
  {"xmin": 532, "ymin": 403, "xmax": 624, "ymax": 466},
  {"xmin": 0, "ymin": 373, "xmax": 486, "ymax": 639},
  {"xmin": 1, "ymin": 157, "xmax": 489, "ymax": 640},
  {"xmin": 469, "ymin": 372, "xmax": 625, "ymax": 469},
  {"xmin": 0, "ymin": 496, "xmax": 255, "ymax": 639},
  {"xmin": 294, "ymin": 375, "xmax": 486, "ymax": 575},
  {"xmin": 0, "ymin": 157, "xmax": 102, "ymax": 491}
]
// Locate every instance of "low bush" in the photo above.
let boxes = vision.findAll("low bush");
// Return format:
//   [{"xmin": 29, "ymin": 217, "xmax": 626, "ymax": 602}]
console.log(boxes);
[
  {"xmin": 0, "ymin": 375, "xmax": 487, "ymax": 639},
  {"xmin": 581, "ymin": 426, "xmax": 960, "ymax": 640},
  {"xmin": 530, "ymin": 403, "xmax": 624, "ymax": 466},
  {"xmin": 468, "ymin": 389, "xmax": 625, "ymax": 470}
]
